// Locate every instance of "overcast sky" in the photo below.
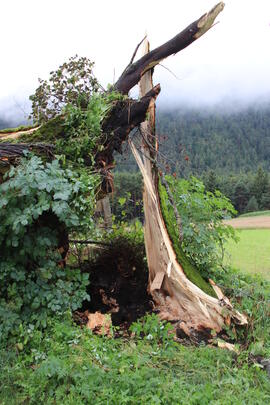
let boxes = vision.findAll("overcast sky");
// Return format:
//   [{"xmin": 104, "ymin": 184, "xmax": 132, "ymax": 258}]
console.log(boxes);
[{"xmin": 1, "ymin": 0, "xmax": 270, "ymax": 122}]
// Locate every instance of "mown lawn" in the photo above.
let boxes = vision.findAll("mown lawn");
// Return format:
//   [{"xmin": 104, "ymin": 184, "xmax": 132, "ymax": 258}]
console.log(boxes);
[{"xmin": 225, "ymin": 229, "xmax": 270, "ymax": 280}]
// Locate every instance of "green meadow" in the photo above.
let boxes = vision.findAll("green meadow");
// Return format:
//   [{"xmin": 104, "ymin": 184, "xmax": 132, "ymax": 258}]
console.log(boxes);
[
  {"xmin": 225, "ymin": 228, "xmax": 270, "ymax": 280},
  {"xmin": 239, "ymin": 210, "xmax": 270, "ymax": 218}
]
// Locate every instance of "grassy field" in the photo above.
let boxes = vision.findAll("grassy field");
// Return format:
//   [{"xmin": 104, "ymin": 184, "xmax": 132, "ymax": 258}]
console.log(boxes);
[
  {"xmin": 1, "ymin": 305, "xmax": 270, "ymax": 405},
  {"xmin": 225, "ymin": 229, "xmax": 270, "ymax": 280},
  {"xmin": 239, "ymin": 210, "xmax": 270, "ymax": 218}
]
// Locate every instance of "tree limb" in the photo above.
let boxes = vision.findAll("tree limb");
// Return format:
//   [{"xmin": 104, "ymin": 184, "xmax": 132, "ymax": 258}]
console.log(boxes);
[
  {"xmin": 128, "ymin": 35, "xmax": 147, "ymax": 66},
  {"xmin": 95, "ymin": 84, "xmax": 160, "ymax": 169},
  {"xmin": 115, "ymin": 2, "xmax": 224, "ymax": 94}
]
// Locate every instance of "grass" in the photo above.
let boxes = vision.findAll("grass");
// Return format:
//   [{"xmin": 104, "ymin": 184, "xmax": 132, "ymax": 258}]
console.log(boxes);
[
  {"xmin": 1, "ymin": 296, "xmax": 270, "ymax": 405},
  {"xmin": 225, "ymin": 229, "xmax": 270, "ymax": 280},
  {"xmin": 239, "ymin": 210, "xmax": 270, "ymax": 218}
]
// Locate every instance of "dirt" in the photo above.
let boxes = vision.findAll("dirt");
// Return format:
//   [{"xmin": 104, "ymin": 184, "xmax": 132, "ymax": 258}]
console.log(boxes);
[
  {"xmin": 75, "ymin": 237, "xmax": 153, "ymax": 328},
  {"xmin": 224, "ymin": 216, "xmax": 270, "ymax": 229}
]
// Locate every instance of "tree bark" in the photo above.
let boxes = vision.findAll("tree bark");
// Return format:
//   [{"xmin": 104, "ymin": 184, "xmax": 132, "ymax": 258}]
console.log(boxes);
[{"xmin": 115, "ymin": 2, "xmax": 225, "ymax": 94}]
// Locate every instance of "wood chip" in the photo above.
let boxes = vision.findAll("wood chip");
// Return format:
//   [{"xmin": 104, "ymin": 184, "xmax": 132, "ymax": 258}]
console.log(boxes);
[
  {"xmin": 150, "ymin": 271, "xmax": 165, "ymax": 292},
  {"xmin": 217, "ymin": 339, "xmax": 239, "ymax": 354},
  {"xmin": 86, "ymin": 311, "xmax": 112, "ymax": 336}
]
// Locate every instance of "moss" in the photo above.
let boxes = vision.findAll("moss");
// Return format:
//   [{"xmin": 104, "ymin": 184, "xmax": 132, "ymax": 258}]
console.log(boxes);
[
  {"xmin": 158, "ymin": 178, "xmax": 216, "ymax": 297},
  {"xmin": 18, "ymin": 116, "xmax": 66, "ymax": 143},
  {"xmin": 0, "ymin": 117, "xmax": 66, "ymax": 146},
  {"xmin": 0, "ymin": 124, "xmax": 38, "ymax": 134}
]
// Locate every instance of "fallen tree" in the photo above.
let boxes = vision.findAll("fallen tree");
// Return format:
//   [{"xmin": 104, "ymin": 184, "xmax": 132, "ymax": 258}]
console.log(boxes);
[{"xmin": 0, "ymin": 2, "xmax": 247, "ymax": 338}]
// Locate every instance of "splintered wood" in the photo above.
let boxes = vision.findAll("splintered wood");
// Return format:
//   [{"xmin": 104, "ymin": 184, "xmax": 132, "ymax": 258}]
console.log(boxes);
[{"xmin": 130, "ymin": 38, "xmax": 247, "ymax": 337}]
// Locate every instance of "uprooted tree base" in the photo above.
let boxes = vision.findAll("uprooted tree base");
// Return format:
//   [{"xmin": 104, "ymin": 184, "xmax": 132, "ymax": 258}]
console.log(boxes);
[
  {"xmin": 75, "ymin": 238, "xmax": 153, "ymax": 328},
  {"xmin": 72, "ymin": 241, "xmax": 245, "ymax": 345}
]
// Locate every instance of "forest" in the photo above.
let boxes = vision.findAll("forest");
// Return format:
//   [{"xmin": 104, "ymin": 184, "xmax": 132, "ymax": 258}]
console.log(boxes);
[{"xmin": 112, "ymin": 105, "xmax": 270, "ymax": 218}]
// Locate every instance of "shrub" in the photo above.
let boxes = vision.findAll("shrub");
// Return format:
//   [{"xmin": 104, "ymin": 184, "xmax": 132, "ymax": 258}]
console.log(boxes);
[
  {"xmin": 29, "ymin": 55, "xmax": 100, "ymax": 124},
  {"xmin": 0, "ymin": 155, "xmax": 98, "ymax": 344},
  {"xmin": 163, "ymin": 176, "xmax": 237, "ymax": 278}
]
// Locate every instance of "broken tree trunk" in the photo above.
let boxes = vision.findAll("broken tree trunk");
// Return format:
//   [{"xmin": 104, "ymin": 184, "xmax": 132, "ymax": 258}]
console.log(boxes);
[
  {"xmin": 130, "ymin": 38, "xmax": 247, "ymax": 338},
  {"xmin": 0, "ymin": 2, "xmax": 247, "ymax": 335},
  {"xmin": 0, "ymin": 2, "xmax": 225, "ymax": 179}
]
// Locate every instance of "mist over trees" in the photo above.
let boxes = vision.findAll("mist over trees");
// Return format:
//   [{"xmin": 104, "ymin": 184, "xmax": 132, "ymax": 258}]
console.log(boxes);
[
  {"xmin": 2, "ymin": 99, "xmax": 270, "ymax": 216},
  {"xmin": 114, "ymin": 103, "xmax": 270, "ymax": 216},
  {"xmin": 157, "ymin": 105, "xmax": 270, "ymax": 175}
]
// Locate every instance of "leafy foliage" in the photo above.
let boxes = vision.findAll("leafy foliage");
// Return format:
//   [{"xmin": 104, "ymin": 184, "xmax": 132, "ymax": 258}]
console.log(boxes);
[
  {"xmin": 129, "ymin": 314, "xmax": 174, "ymax": 347},
  {"xmin": 111, "ymin": 172, "xmax": 143, "ymax": 221},
  {"xmin": 214, "ymin": 267, "xmax": 270, "ymax": 351},
  {"xmin": 29, "ymin": 55, "xmax": 100, "ymax": 124},
  {"xmin": 158, "ymin": 178, "xmax": 216, "ymax": 296},
  {"xmin": 0, "ymin": 155, "xmax": 98, "ymax": 344},
  {"xmin": 56, "ymin": 90, "xmax": 125, "ymax": 167},
  {"xmin": 171, "ymin": 176, "xmax": 237, "ymax": 277},
  {"xmin": 160, "ymin": 176, "xmax": 237, "ymax": 282}
]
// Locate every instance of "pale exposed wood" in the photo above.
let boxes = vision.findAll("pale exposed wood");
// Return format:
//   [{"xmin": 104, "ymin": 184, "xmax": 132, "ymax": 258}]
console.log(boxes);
[
  {"xmin": 130, "ymin": 37, "xmax": 247, "ymax": 337},
  {"xmin": 86, "ymin": 311, "xmax": 112, "ymax": 336},
  {"xmin": 150, "ymin": 271, "xmax": 165, "ymax": 292}
]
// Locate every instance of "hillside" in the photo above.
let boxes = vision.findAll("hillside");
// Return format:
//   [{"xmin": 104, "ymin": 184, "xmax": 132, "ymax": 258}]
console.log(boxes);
[
  {"xmin": 116, "ymin": 103, "xmax": 270, "ymax": 176},
  {"xmin": 2, "ymin": 103, "xmax": 270, "ymax": 176},
  {"xmin": 157, "ymin": 104, "xmax": 270, "ymax": 176}
]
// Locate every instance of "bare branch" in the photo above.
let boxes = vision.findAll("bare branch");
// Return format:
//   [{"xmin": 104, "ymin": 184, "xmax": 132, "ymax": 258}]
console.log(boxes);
[
  {"xmin": 115, "ymin": 2, "xmax": 224, "ymax": 94},
  {"xmin": 128, "ymin": 35, "xmax": 147, "ymax": 66}
]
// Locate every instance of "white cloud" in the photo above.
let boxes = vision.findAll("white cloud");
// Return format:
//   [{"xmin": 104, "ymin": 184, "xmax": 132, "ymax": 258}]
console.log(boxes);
[{"xmin": 1, "ymin": 0, "xmax": 270, "ymax": 115}]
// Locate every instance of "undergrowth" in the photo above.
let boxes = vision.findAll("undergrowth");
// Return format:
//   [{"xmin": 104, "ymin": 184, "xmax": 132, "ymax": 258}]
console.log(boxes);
[
  {"xmin": 0, "ymin": 155, "xmax": 98, "ymax": 345},
  {"xmin": 0, "ymin": 268, "xmax": 269, "ymax": 404}
]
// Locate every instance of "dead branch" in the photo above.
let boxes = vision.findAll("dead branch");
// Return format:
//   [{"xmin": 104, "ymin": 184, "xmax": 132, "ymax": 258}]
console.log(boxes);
[{"xmin": 115, "ymin": 2, "xmax": 224, "ymax": 94}]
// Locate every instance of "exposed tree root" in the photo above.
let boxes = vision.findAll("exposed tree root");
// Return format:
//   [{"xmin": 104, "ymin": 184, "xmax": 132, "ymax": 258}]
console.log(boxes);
[{"xmin": 79, "ymin": 237, "xmax": 152, "ymax": 327}]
